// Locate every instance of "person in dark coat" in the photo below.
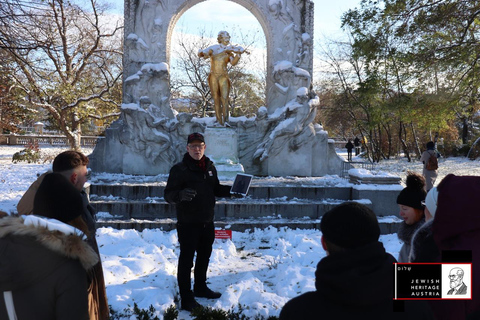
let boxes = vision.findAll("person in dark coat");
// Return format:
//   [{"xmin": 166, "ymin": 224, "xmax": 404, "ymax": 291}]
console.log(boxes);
[
  {"xmin": 429, "ymin": 174, "xmax": 480, "ymax": 319},
  {"xmin": 164, "ymin": 132, "xmax": 234, "ymax": 311},
  {"xmin": 409, "ymin": 187, "xmax": 439, "ymax": 263},
  {"xmin": 354, "ymin": 136, "xmax": 361, "ymax": 155},
  {"xmin": 396, "ymin": 172, "xmax": 426, "ymax": 262},
  {"xmin": 345, "ymin": 139, "xmax": 354, "ymax": 161},
  {"xmin": 279, "ymin": 202, "xmax": 433, "ymax": 320},
  {"xmin": 0, "ymin": 174, "xmax": 99, "ymax": 320},
  {"xmin": 18, "ymin": 151, "xmax": 109, "ymax": 320}
]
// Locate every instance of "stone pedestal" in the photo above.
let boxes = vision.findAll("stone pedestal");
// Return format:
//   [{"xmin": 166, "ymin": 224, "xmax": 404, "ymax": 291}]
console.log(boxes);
[{"xmin": 204, "ymin": 127, "xmax": 244, "ymax": 178}]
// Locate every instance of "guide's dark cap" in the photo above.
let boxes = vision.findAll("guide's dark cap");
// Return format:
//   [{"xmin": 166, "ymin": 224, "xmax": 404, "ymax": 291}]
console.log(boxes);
[
  {"xmin": 187, "ymin": 132, "xmax": 204, "ymax": 144},
  {"xmin": 320, "ymin": 202, "xmax": 380, "ymax": 249}
]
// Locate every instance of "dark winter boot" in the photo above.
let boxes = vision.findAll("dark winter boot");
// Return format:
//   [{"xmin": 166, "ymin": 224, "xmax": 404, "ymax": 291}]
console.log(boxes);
[
  {"xmin": 193, "ymin": 286, "xmax": 222, "ymax": 299},
  {"xmin": 181, "ymin": 293, "xmax": 201, "ymax": 311}
]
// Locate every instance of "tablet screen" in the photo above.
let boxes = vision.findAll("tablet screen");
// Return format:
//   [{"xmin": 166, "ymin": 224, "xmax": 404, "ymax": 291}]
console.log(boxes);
[{"xmin": 230, "ymin": 173, "xmax": 253, "ymax": 196}]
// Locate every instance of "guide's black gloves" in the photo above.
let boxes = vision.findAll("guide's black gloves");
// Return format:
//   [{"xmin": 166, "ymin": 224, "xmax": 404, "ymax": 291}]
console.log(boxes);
[
  {"xmin": 179, "ymin": 188, "xmax": 197, "ymax": 201},
  {"xmin": 232, "ymin": 193, "xmax": 243, "ymax": 198}
]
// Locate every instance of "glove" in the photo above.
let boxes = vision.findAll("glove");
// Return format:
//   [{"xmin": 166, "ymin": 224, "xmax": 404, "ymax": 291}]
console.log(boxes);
[
  {"xmin": 179, "ymin": 188, "xmax": 196, "ymax": 202},
  {"xmin": 232, "ymin": 193, "xmax": 243, "ymax": 198}
]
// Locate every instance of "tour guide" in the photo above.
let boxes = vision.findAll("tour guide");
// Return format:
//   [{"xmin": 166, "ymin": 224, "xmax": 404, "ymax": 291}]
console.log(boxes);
[{"xmin": 164, "ymin": 132, "xmax": 233, "ymax": 311}]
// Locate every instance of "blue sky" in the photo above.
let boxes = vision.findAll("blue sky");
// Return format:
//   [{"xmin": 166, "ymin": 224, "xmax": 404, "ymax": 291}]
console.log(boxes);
[
  {"xmin": 108, "ymin": 0, "xmax": 361, "ymax": 83},
  {"xmin": 110, "ymin": 0, "xmax": 361, "ymax": 44}
]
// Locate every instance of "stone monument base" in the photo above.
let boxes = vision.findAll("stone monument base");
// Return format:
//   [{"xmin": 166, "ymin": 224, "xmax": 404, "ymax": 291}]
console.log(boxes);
[{"xmin": 204, "ymin": 126, "xmax": 244, "ymax": 178}]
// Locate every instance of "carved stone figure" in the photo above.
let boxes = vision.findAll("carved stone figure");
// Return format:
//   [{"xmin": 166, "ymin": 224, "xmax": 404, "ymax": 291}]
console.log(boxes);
[{"xmin": 254, "ymin": 88, "xmax": 316, "ymax": 162}]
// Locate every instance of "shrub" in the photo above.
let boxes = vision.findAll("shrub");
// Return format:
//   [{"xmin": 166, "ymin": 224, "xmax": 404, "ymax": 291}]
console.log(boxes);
[
  {"xmin": 132, "ymin": 303, "xmax": 159, "ymax": 320},
  {"xmin": 109, "ymin": 303, "xmax": 279, "ymax": 320},
  {"xmin": 453, "ymin": 143, "xmax": 471, "ymax": 157},
  {"xmin": 190, "ymin": 304, "xmax": 279, "ymax": 320},
  {"xmin": 163, "ymin": 305, "xmax": 178, "ymax": 320},
  {"xmin": 12, "ymin": 141, "xmax": 41, "ymax": 163},
  {"xmin": 191, "ymin": 306, "xmax": 228, "ymax": 320},
  {"xmin": 109, "ymin": 303, "xmax": 161, "ymax": 320}
]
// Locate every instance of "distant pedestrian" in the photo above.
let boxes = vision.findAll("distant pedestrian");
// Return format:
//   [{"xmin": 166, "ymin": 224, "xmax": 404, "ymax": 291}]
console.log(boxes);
[
  {"xmin": 361, "ymin": 136, "xmax": 368, "ymax": 151},
  {"xmin": 345, "ymin": 139, "xmax": 354, "ymax": 161},
  {"xmin": 279, "ymin": 202, "xmax": 433, "ymax": 320},
  {"xmin": 420, "ymin": 141, "xmax": 439, "ymax": 191},
  {"xmin": 396, "ymin": 172, "xmax": 426, "ymax": 262},
  {"xmin": 354, "ymin": 136, "xmax": 360, "ymax": 155}
]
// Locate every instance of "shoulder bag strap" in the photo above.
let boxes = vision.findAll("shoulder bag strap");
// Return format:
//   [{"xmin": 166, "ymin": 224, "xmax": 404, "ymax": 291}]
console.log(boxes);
[{"xmin": 3, "ymin": 291, "xmax": 18, "ymax": 320}]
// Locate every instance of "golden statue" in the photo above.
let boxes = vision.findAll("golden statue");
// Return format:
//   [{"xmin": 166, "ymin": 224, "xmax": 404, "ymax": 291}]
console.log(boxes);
[{"xmin": 198, "ymin": 31, "xmax": 249, "ymax": 126}]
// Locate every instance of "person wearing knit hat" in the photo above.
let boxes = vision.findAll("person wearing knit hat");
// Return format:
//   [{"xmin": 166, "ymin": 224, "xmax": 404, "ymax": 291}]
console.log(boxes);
[
  {"xmin": 33, "ymin": 173, "xmax": 86, "ymax": 226},
  {"xmin": 1, "ymin": 176, "xmax": 99, "ymax": 319},
  {"xmin": 396, "ymin": 172, "xmax": 426, "ymax": 262},
  {"xmin": 409, "ymin": 187, "xmax": 440, "ymax": 263},
  {"xmin": 320, "ymin": 202, "xmax": 380, "ymax": 250},
  {"xmin": 280, "ymin": 202, "xmax": 434, "ymax": 320},
  {"xmin": 17, "ymin": 151, "xmax": 108, "ymax": 320},
  {"xmin": 423, "ymin": 187, "xmax": 438, "ymax": 221},
  {"xmin": 429, "ymin": 174, "xmax": 480, "ymax": 320}
]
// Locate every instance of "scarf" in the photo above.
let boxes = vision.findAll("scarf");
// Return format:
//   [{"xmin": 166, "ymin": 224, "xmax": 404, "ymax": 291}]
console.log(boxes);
[{"xmin": 398, "ymin": 217, "xmax": 425, "ymax": 245}]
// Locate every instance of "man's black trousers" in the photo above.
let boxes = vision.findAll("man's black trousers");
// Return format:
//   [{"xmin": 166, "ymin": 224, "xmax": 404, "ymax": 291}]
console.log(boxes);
[{"xmin": 177, "ymin": 221, "xmax": 215, "ymax": 297}]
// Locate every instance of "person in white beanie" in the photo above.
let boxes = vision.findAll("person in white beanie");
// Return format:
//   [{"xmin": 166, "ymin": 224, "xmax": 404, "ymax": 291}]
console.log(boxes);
[
  {"xmin": 409, "ymin": 187, "xmax": 439, "ymax": 263},
  {"xmin": 423, "ymin": 187, "xmax": 438, "ymax": 222}
]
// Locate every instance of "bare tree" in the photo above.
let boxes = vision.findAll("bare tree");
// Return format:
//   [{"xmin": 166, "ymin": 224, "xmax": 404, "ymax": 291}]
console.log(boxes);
[
  {"xmin": 171, "ymin": 30, "xmax": 212, "ymax": 117},
  {"xmin": 0, "ymin": 49, "xmax": 36, "ymax": 133},
  {"xmin": 0, "ymin": 0, "xmax": 123, "ymax": 149}
]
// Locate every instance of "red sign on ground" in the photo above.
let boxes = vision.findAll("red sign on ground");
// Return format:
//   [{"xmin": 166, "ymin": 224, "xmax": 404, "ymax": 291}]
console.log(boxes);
[{"xmin": 215, "ymin": 229, "xmax": 232, "ymax": 240}]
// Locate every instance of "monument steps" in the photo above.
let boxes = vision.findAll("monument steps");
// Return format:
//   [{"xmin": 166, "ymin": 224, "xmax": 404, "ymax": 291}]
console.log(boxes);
[
  {"xmin": 95, "ymin": 218, "xmax": 399, "ymax": 235},
  {"xmin": 89, "ymin": 183, "xmax": 401, "ymax": 234},
  {"xmin": 89, "ymin": 184, "xmax": 353, "ymax": 200},
  {"xmin": 90, "ymin": 197, "xmax": 345, "ymax": 219}
]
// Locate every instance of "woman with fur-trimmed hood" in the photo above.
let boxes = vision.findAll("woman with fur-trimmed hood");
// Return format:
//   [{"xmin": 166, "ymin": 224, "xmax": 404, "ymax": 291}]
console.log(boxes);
[
  {"xmin": 0, "ymin": 173, "xmax": 99, "ymax": 320},
  {"xmin": 396, "ymin": 172, "xmax": 427, "ymax": 262}
]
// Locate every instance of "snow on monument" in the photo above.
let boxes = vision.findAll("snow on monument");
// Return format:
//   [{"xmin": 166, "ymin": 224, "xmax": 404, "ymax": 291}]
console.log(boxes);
[{"xmin": 89, "ymin": 0, "xmax": 346, "ymax": 177}]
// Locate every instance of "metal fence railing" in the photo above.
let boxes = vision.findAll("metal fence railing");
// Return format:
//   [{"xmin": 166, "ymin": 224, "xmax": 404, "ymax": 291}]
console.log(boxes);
[{"xmin": 341, "ymin": 161, "xmax": 375, "ymax": 178}]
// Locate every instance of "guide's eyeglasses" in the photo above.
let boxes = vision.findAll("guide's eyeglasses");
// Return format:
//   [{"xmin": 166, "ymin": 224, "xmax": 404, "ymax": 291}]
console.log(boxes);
[
  {"xmin": 188, "ymin": 144, "xmax": 205, "ymax": 149},
  {"xmin": 421, "ymin": 200, "xmax": 426, "ymax": 206}
]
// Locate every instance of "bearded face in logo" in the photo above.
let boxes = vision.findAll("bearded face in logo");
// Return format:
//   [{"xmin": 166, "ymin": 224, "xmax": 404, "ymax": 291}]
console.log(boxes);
[{"xmin": 449, "ymin": 268, "xmax": 464, "ymax": 289}]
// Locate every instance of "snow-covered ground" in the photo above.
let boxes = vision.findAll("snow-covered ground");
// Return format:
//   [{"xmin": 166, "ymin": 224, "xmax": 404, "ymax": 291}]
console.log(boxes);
[{"xmin": 1, "ymin": 145, "xmax": 479, "ymax": 319}]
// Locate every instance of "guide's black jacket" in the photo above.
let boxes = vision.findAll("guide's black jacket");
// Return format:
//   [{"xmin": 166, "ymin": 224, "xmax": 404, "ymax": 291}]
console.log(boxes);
[{"xmin": 164, "ymin": 153, "xmax": 231, "ymax": 223}]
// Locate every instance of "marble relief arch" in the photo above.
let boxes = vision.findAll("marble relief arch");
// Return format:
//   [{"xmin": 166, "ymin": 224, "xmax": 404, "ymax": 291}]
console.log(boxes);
[
  {"xmin": 90, "ymin": 0, "xmax": 345, "ymax": 177},
  {"xmin": 123, "ymin": 0, "xmax": 314, "ymax": 113}
]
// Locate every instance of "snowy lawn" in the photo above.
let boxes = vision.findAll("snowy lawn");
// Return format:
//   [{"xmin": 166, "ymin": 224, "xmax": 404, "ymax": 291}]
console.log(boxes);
[{"xmin": 1, "ymin": 145, "xmax": 479, "ymax": 319}]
